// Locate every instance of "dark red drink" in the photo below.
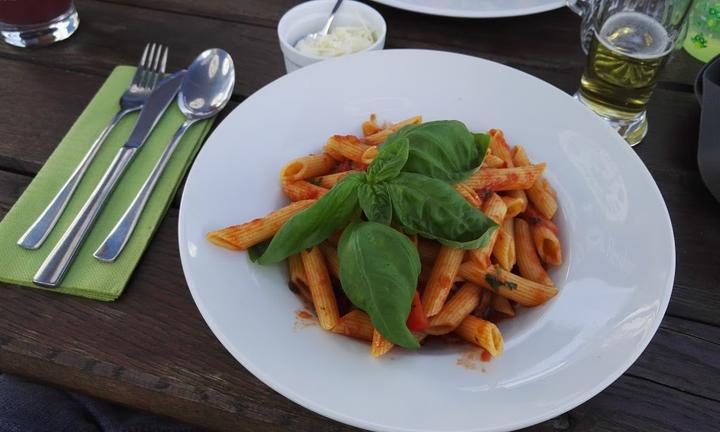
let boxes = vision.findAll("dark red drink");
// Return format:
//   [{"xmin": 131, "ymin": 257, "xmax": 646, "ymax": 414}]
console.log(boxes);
[{"xmin": 0, "ymin": 0, "xmax": 73, "ymax": 26}]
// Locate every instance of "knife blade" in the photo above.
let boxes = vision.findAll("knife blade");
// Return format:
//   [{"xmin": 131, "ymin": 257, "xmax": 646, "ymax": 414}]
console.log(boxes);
[
  {"xmin": 125, "ymin": 71, "xmax": 186, "ymax": 148},
  {"xmin": 32, "ymin": 71, "xmax": 186, "ymax": 288}
]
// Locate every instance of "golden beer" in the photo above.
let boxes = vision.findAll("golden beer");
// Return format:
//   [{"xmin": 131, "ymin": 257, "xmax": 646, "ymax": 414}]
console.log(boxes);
[{"xmin": 576, "ymin": 12, "xmax": 672, "ymax": 144}]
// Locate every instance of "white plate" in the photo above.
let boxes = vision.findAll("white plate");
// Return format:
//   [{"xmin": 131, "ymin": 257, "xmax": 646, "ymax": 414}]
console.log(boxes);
[
  {"xmin": 179, "ymin": 50, "xmax": 675, "ymax": 432},
  {"xmin": 369, "ymin": 0, "xmax": 565, "ymax": 18}
]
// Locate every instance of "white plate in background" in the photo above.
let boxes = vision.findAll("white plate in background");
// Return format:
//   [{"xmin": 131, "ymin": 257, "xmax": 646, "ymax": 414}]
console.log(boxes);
[{"xmin": 369, "ymin": 0, "xmax": 566, "ymax": 18}]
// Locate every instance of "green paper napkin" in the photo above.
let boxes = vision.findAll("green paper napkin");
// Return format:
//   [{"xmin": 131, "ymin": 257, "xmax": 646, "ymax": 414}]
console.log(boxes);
[{"xmin": 0, "ymin": 66, "xmax": 214, "ymax": 301}]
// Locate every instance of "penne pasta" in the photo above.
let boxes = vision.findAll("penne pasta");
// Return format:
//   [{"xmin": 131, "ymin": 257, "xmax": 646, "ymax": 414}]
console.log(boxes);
[
  {"xmin": 288, "ymin": 254, "xmax": 312, "ymax": 304},
  {"xmin": 468, "ymin": 193, "xmax": 507, "ymax": 268},
  {"xmin": 332, "ymin": 310, "xmax": 374, "ymax": 342},
  {"xmin": 207, "ymin": 199, "xmax": 315, "ymax": 250},
  {"xmin": 281, "ymin": 179, "xmax": 328, "ymax": 201},
  {"xmin": 426, "ymin": 282, "xmax": 483, "ymax": 335},
  {"xmin": 362, "ymin": 113, "xmax": 382, "ymax": 136},
  {"xmin": 462, "ymin": 164, "xmax": 546, "ymax": 191},
  {"xmin": 371, "ymin": 329, "xmax": 394, "ymax": 357},
  {"xmin": 209, "ymin": 115, "xmax": 566, "ymax": 361},
  {"xmin": 513, "ymin": 145, "xmax": 557, "ymax": 219},
  {"xmin": 532, "ymin": 224, "xmax": 563, "ymax": 266},
  {"xmin": 502, "ymin": 189, "xmax": 527, "ymax": 218},
  {"xmin": 319, "ymin": 242, "xmax": 341, "ymax": 279},
  {"xmin": 313, "ymin": 170, "xmax": 360, "ymax": 188},
  {"xmin": 455, "ymin": 316, "xmax": 504, "ymax": 357},
  {"xmin": 515, "ymin": 218, "xmax": 554, "ymax": 286},
  {"xmin": 454, "ymin": 183, "xmax": 483, "ymax": 208},
  {"xmin": 541, "ymin": 177, "xmax": 557, "ymax": 198},
  {"xmin": 324, "ymin": 134, "xmax": 373, "ymax": 162},
  {"xmin": 522, "ymin": 204, "xmax": 560, "ymax": 235},
  {"xmin": 492, "ymin": 218, "xmax": 516, "ymax": 271},
  {"xmin": 280, "ymin": 154, "xmax": 336, "ymax": 181},
  {"xmin": 472, "ymin": 289, "xmax": 493, "ymax": 318},
  {"xmin": 488, "ymin": 129, "xmax": 514, "ymax": 165},
  {"xmin": 301, "ymin": 246, "xmax": 340, "ymax": 330},
  {"xmin": 361, "ymin": 146, "xmax": 378, "ymax": 165},
  {"xmin": 482, "ymin": 154, "xmax": 506, "ymax": 169},
  {"xmin": 364, "ymin": 115, "xmax": 422, "ymax": 145},
  {"xmin": 422, "ymin": 246, "xmax": 466, "ymax": 317},
  {"xmin": 288, "ymin": 253, "xmax": 308, "ymax": 288},
  {"xmin": 491, "ymin": 295, "xmax": 515, "ymax": 317},
  {"xmin": 459, "ymin": 262, "xmax": 558, "ymax": 307}
]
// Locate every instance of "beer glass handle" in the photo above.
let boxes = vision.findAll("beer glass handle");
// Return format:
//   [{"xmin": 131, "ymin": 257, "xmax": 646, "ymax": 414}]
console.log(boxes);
[{"xmin": 567, "ymin": 0, "xmax": 596, "ymax": 54}]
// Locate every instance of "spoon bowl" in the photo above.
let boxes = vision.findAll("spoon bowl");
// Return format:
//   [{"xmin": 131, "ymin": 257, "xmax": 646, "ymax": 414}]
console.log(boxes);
[
  {"xmin": 179, "ymin": 48, "xmax": 235, "ymax": 119},
  {"xmin": 93, "ymin": 48, "xmax": 235, "ymax": 262}
]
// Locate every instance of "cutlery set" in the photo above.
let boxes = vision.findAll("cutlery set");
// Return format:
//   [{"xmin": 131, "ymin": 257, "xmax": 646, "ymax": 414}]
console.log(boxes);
[{"xmin": 21, "ymin": 43, "xmax": 235, "ymax": 288}]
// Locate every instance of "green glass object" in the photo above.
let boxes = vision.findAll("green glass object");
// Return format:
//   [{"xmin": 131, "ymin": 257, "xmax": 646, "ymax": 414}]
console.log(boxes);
[{"xmin": 684, "ymin": 1, "xmax": 720, "ymax": 62}]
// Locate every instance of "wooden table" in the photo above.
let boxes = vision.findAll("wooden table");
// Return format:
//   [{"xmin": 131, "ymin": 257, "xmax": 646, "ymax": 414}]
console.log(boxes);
[{"xmin": 1, "ymin": 1, "xmax": 718, "ymax": 431}]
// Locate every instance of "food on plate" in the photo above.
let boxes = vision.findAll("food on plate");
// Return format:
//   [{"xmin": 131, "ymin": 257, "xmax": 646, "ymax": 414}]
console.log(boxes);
[
  {"xmin": 295, "ymin": 26, "xmax": 377, "ymax": 58},
  {"xmin": 207, "ymin": 115, "xmax": 562, "ymax": 359}
]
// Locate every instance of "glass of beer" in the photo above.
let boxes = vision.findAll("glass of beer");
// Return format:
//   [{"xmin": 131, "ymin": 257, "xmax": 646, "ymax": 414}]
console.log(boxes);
[
  {"xmin": 0, "ymin": 0, "xmax": 79, "ymax": 47},
  {"xmin": 568, "ymin": 0, "xmax": 693, "ymax": 146}
]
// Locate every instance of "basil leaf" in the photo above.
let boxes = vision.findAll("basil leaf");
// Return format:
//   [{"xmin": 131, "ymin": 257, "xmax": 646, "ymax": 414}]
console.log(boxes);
[
  {"xmin": 386, "ymin": 172, "xmax": 498, "ymax": 249},
  {"xmin": 257, "ymin": 173, "xmax": 365, "ymax": 264},
  {"xmin": 474, "ymin": 132, "xmax": 491, "ymax": 157},
  {"xmin": 338, "ymin": 221, "xmax": 420, "ymax": 349},
  {"xmin": 366, "ymin": 137, "xmax": 409, "ymax": 183},
  {"xmin": 390, "ymin": 120, "xmax": 489, "ymax": 183},
  {"xmin": 358, "ymin": 183, "xmax": 392, "ymax": 225},
  {"xmin": 247, "ymin": 239, "xmax": 270, "ymax": 262}
]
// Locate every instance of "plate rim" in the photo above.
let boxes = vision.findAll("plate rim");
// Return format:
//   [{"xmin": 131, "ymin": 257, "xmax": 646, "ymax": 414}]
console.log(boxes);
[
  {"xmin": 178, "ymin": 49, "xmax": 676, "ymax": 432},
  {"xmin": 368, "ymin": 0, "xmax": 567, "ymax": 18}
]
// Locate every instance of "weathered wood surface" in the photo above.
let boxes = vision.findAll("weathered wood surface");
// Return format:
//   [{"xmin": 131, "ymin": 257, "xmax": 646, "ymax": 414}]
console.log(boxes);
[{"xmin": 0, "ymin": 1, "xmax": 717, "ymax": 431}]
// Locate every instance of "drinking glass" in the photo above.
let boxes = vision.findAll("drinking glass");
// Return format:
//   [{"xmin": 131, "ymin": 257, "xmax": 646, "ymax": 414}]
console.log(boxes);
[
  {"xmin": 0, "ymin": 0, "xmax": 79, "ymax": 47},
  {"xmin": 568, "ymin": 0, "xmax": 693, "ymax": 146}
]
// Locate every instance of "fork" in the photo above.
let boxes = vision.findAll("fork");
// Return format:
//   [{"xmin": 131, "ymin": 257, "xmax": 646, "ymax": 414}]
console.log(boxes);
[{"xmin": 17, "ymin": 43, "xmax": 169, "ymax": 250}]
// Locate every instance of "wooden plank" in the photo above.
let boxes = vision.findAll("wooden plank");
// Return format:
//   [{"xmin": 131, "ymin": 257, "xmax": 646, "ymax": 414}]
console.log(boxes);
[
  {"xmin": 0, "ymin": 60, "xmax": 102, "ymax": 175},
  {"xmin": 0, "ymin": 169, "xmax": 719, "ymax": 430},
  {"xmin": 523, "ymin": 374, "xmax": 720, "ymax": 432},
  {"xmin": 0, "ymin": 0, "xmax": 286, "ymax": 99},
  {"xmin": 652, "ymin": 168, "xmax": 720, "ymax": 325},
  {"xmin": 629, "ymin": 316, "xmax": 720, "ymax": 401}
]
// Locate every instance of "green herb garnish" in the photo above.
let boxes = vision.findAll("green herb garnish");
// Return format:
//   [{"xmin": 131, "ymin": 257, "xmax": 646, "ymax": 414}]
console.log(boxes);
[
  {"xmin": 485, "ymin": 273, "xmax": 517, "ymax": 291},
  {"xmin": 255, "ymin": 120, "xmax": 497, "ymax": 347}
]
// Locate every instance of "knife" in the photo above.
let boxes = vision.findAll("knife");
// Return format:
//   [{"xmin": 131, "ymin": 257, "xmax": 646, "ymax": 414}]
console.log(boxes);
[{"xmin": 33, "ymin": 70, "xmax": 186, "ymax": 288}]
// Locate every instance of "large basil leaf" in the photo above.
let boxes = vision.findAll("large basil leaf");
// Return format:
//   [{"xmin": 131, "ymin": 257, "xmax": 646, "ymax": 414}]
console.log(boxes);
[
  {"xmin": 366, "ymin": 137, "xmax": 409, "ymax": 183},
  {"xmin": 389, "ymin": 120, "xmax": 489, "ymax": 183},
  {"xmin": 386, "ymin": 172, "xmax": 497, "ymax": 249},
  {"xmin": 358, "ymin": 183, "xmax": 392, "ymax": 225},
  {"xmin": 257, "ymin": 173, "xmax": 365, "ymax": 264},
  {"xmin": 338, "ymin": 221, "xmax": 420, "ymax": 348}
]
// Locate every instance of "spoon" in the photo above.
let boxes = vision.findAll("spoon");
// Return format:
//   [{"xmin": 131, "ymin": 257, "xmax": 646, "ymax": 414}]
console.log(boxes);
[
  {"xmin": 299, "ymin": 0, "xmax": 344, "ymax": 44},
  {"xmin": 94, "ymin": 48, "xmax": 235, "ymax": 262}
]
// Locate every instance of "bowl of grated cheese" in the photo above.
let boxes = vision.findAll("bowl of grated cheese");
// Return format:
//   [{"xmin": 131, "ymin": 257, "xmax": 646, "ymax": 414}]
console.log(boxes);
[{"xmin": 278, "ymin": 0, "xmax": 386, "ymax": 73}]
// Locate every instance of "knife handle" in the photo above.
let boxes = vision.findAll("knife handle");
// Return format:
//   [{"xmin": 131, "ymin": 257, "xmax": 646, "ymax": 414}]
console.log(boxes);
[
  {"xmin": 17, "ymin": 109, "xmax": 131, "ymax": 250},
  {"xmin": 33, "ymin": 146, "xmax": 137, "ymax": 288},
  {"xmin": 94, "ymin": 119, "xmax": 195, "ymax": 262}
]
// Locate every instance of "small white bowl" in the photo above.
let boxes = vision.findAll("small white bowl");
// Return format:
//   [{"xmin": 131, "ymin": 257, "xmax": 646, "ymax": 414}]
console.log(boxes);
[{"xmin": 278, "ymin": 0, "xmax": 387, "ymax": 73}]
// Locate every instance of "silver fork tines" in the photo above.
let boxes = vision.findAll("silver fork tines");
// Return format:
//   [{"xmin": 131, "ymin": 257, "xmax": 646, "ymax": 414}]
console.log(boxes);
[{"xmin": 17, "ymin": 42, "xmax": 170, "ymax": 250}]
